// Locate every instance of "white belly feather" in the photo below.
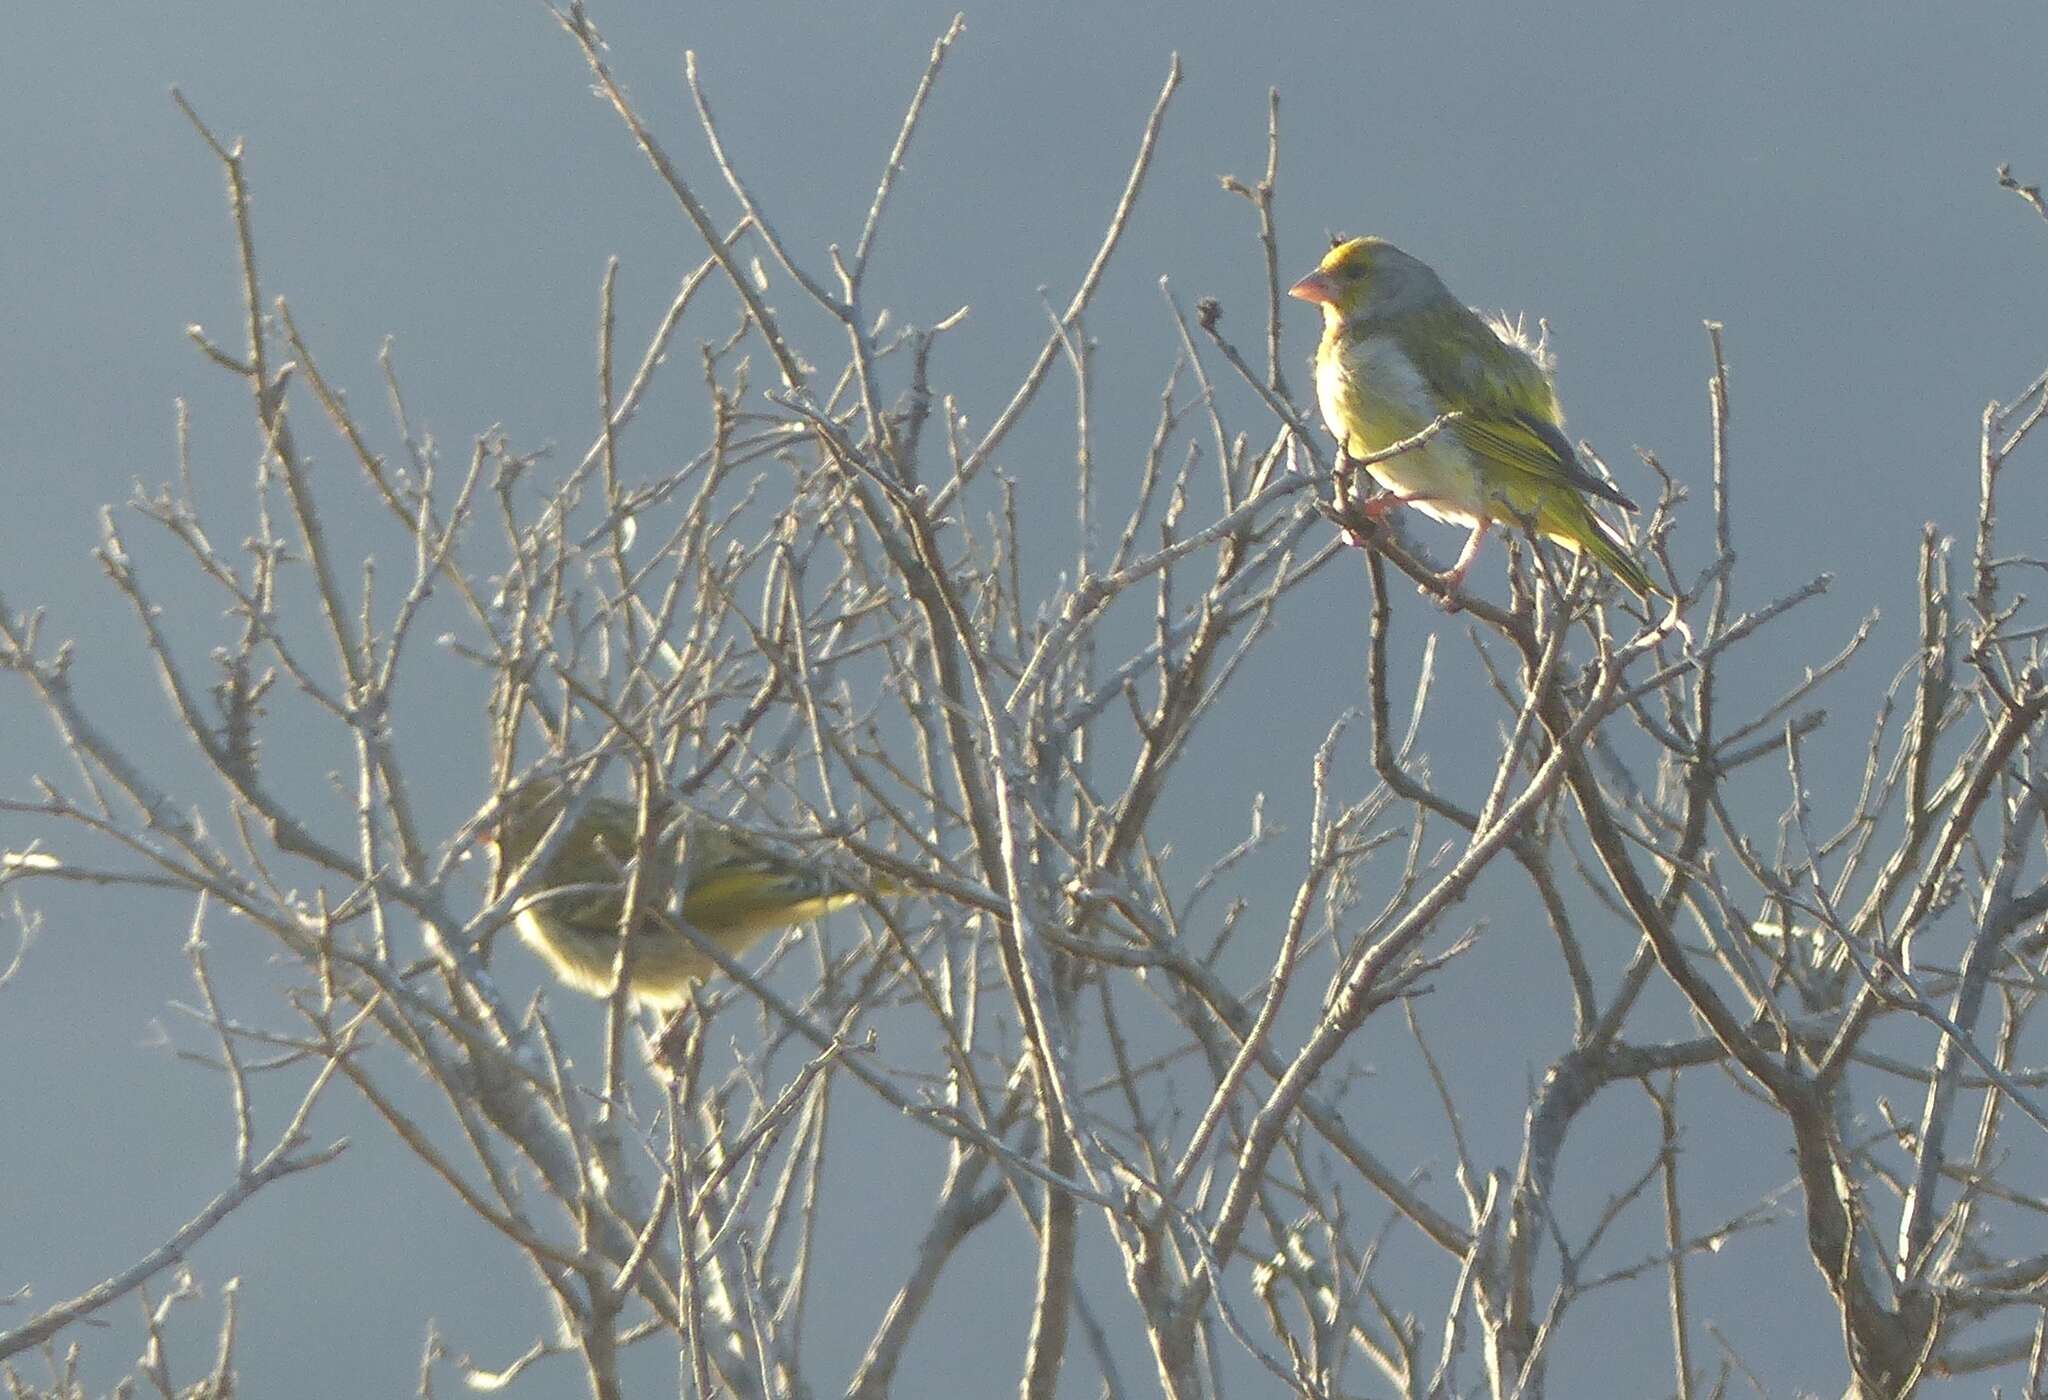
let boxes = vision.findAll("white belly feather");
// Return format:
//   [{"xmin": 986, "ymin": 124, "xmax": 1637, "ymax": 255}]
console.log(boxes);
[{"xmin": 1318, "ymin": 333, "xmax": 1488, "ymax": 530}]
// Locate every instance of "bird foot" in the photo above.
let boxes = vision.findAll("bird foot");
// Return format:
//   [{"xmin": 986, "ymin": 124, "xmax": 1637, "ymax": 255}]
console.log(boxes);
[
  {"xmin": 649, "ymin": 1006, "xmax": 696, "ymax": 1072},
  {"xmin": 1419, "ymin": 572, "xmax": 1469, "ymax": 613},
  {"xmin": 1331, "ymin": 488, "xmax": 1420, "ymax": 549},
  {"xmin": 1359, "ymin": 491, "xmax": 1410, "ymax": 523}
]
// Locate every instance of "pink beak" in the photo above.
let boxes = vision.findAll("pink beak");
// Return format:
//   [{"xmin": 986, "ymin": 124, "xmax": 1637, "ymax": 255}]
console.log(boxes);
[{"xmin": 1288, "ymin": 270, "xmax": 1339, "ymax": 306}]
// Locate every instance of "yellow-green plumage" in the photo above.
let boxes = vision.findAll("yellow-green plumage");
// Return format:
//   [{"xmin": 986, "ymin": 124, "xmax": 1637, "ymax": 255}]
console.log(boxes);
[
  {"xmin": 492, "ymin": 785, "xmax": 889, "ymax": 1010},
  {"xmin": 1291, "ymin": 237, "xmax": 1656, "ymax": 599}
]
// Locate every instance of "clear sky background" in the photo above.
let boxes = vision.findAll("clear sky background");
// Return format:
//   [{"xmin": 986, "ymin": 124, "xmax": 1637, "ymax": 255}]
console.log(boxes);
[{"xmin": 5, "ymin": 5, "xmax": 2048, "ymax": 1396}]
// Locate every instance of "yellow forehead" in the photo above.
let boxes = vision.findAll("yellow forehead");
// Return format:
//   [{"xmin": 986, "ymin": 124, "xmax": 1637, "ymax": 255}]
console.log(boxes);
[{"xmin": 1319, "ymin": 237, "xmax": 1385, "ymax": 276}]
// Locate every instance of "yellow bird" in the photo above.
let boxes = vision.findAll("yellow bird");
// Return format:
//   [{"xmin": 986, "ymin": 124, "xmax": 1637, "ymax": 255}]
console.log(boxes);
[
  {"xmin": 1290, "ymin": 237, "xmax": 1656, "ymax": 598},
  {"xmin": 491, "ymin": 784, "xmax": 894, "ymax": 1010}
]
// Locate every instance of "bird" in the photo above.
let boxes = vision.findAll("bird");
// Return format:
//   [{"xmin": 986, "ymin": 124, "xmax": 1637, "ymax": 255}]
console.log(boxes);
[
  {"xmin": 1289, "ymin": 236, "xmax": 1656, "ymax": 599},
  {"xmin": 489, "ymin": 783, "xmax": 896, "ymax": 1010}
]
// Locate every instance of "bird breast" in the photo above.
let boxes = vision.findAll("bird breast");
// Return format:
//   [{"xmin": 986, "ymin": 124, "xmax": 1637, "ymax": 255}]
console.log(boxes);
[{"xmin": 1319, "ymin": 332, "xmax": 1487, "ymax": 528}]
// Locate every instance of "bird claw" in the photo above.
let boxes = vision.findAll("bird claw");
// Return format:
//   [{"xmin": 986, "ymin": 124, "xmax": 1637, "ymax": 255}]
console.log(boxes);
[
  {"xmin": 1329, "ymin": 488, "xmax": 1405, "ymax": 550},
  {"xmin": 649, "ymin": 1005, "xmax": 696, "ymax": 1070},
  {"xmin": 1358, "ymin": 492, "xmax": 1409, "ymax": 524},
  {"xmin": 1419, "ymin": 574, "xmax": 1467, "ymax": 613}
]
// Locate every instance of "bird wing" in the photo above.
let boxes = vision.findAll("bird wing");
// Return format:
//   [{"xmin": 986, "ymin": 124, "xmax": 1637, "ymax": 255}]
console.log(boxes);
[
  {"xmin": 1404, "ymin": 305, "xmax": 1637, "ymax": 512},
  {"xmin": 680, "ymin": 826, "xmax": 875, "ymax": 939}
]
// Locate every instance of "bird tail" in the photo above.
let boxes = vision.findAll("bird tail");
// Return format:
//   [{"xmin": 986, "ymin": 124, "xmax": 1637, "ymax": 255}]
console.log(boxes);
[{"xmin": 1568, "ymin": 506, "xmax": 1660, "ymax": 600}]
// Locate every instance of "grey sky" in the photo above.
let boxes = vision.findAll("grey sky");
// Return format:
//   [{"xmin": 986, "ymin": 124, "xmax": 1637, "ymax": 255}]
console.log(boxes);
[{"xmin": 5, "ymin": 4, "xmax": 2046, "ymax": 1395}]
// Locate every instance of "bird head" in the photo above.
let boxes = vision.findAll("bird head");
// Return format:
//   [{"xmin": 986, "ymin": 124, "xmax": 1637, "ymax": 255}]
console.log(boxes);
[
  {"xmin": 489, "ymin": 782, "xmax": 678, "ymax": 877},
  {"xmin": 488, "ymin": 783, "xmax": 567, "ymax": 871},
  {"xmin": 1288, "ymin": 237, "xmax": 1449, "ymax": 324}
]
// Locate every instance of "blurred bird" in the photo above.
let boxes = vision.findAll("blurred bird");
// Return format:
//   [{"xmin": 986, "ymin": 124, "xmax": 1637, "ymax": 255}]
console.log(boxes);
[
  {"xmin": 491, "ymin": 784, "xmax": 894, "ymax": 1010},
  {"xmin": 1289, "ymin": 236, "xmax": 1657, "ymax": 599}
]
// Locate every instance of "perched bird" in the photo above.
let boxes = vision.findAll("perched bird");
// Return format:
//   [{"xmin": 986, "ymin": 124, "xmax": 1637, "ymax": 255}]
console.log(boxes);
[
  {"xmin": 1290, "ymin": 236, "xmax": 1656, "ymax": 599},
  {"xmin": 490, "ymin": 784, "xmax": 893, "ymax": 1010}
]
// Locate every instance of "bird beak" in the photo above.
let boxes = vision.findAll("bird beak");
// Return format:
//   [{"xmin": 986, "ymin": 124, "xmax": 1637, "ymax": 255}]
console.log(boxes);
[{"xmin": 1287, "ymin": 270, "xmax": 1339, "ymax": 306}]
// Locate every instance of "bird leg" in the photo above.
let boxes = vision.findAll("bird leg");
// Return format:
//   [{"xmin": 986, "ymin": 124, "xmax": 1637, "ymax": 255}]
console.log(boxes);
[
  {"xmin": 1328, "ymin": 463, "xmax": 1477, "ymax": 608},
  {"xmin": 1336, "ymin": 477, "xmax": 1446, "ymax": 550},
  {"xmin": 1422, "ymin": 522, "xmax": 1489, "ymax": 611},
  {"xmin": 1359, "ymin": 489, "xmax": 1443, "ymax": 523}
]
